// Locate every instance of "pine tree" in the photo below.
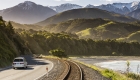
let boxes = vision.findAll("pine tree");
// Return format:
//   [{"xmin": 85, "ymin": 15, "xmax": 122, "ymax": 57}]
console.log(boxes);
[{"xmin": 6, "ymin": 21, "xmax": 15, "ymax": 36}]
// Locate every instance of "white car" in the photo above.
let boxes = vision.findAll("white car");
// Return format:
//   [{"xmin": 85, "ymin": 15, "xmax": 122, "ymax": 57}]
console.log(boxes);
[{"xmin": 12, "ymin": 57, "xmax": 28, "ymax": 69}]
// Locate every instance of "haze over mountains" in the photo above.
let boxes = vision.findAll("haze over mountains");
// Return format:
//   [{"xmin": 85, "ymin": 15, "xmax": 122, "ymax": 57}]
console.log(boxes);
[{"xmin": 0, "ymin": 1, "xmax": 57, "ymax": 24}]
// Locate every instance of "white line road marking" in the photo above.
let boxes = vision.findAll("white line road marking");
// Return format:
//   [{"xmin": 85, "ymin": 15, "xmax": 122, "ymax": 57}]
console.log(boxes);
[{"xmin": 34, "ymin": 61, "xmax": 54, "ymax": 80}]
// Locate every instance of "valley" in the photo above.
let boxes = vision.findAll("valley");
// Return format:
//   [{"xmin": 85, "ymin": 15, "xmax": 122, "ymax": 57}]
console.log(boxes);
[{"xmin": 0, "ymin": 0, "xmax": 140, "ymax": 80}]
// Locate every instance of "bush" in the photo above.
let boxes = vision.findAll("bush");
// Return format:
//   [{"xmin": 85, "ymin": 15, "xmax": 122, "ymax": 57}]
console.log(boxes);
[{"xmin": 49, "ymin": 48, "xmax": 67, "ymax": 58}]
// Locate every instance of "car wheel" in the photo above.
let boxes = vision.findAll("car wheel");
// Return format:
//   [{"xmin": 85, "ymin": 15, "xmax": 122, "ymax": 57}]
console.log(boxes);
[
  {"xmin": 24, "ymin": 65, "xmax": 27, "ymax": 69},
  {"xmin": 23, "ymin": 66, "xmax": 26, "ymax": 69},
  {"xmin": 13, "ymin": 67, "xmax": 15, "ymax": 69}
]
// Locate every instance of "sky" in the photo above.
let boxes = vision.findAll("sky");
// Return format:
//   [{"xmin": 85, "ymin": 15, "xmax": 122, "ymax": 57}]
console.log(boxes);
[{"xmin": 0, "ymin": 0, "xmax": 140, "ymax": 10}]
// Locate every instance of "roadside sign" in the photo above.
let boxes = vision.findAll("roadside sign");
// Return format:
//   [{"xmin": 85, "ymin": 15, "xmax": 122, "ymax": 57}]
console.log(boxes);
[
  {"xmin": 46, "ymin": 66, "xmax": 49, "ymax": 77},
  {"xmin": 46, "ymin": 67, "xmax": 48, "ymax": 71}
]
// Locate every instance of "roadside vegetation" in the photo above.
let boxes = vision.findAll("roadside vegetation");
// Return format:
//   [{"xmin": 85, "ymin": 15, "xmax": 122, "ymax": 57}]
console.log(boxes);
[
  {"xmin": 77, "ymin": 61, "xmax": 133, "ymax": 80},
  {"xmin": 0, "ymin": 17, "xmax": 31, "ymax": 67},
  {"xmin": 125, "ymin": 61, "xmax": 140, "ymax": 79},
  {"xmin": 49, "ymin": 48, "xmax": 67, "ymax": 58}
]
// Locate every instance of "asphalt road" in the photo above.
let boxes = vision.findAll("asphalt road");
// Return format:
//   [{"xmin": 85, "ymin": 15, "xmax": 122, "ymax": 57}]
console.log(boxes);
[{"xmin": 0, "ymin": 55, "xmax": 53, "ymax": 80}]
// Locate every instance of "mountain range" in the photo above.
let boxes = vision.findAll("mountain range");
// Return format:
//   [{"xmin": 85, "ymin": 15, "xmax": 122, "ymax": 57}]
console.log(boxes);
[
  {"xmin": 49, "ymin": 1, "xmax": 140, "ymax": 20},
  {"xmin": 49, "ymin": 1, "xmax": 140, "ymax": 14},
  {"xmin": 49, "ymin": 3, "xmax": 82, "ymax": 13},
  {"xmin": 0, "ymin": 1, "xmax": 140, "ymax": 24}
]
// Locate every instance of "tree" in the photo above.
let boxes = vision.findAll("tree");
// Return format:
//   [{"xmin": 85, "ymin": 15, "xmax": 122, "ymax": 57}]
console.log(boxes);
[
  {"xmin": 49, "ymin": 48, "xmax": 67, "ymax": 58},
  {"xmin": 6, "ymin": 21, "xmax": 15, "ymax": 34},
  {"xmin": 0, "ymin": 16, "xmax": 4, "ymax": 21}
]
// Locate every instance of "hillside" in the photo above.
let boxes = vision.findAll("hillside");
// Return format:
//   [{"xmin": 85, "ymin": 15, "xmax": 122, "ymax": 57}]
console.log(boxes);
[
  {"xmin": 11, "ymin": 21, "xmax": 42, "ymax": 30},
  {"xmin": 17, "ymin": 30, "xmax": 140, "ymax": 56},
  {"xmin": 118, "ymin": 30, "xmax": 140, "ymax": 43},
  {"xmin": 128, "ymin": 31, "xmax": 140, "ymax": 42},
  {"xmin": 42, "ymin": 18, "xmax": 140, "ymax": 40},
  {"xmin": 0, "ymin": 17, "xmax": 31, "ymax": 67},
  {"xmin": 37, "ymin": 8, "xmax": 138, "ymax": 26}
]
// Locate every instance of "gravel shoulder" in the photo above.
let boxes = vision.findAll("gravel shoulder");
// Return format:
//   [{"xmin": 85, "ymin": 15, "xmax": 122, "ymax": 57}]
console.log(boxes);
[
  {"xmin": 78, "ymin": 63, "xmax": 111, "ymax": 80},
  {"xmin": 38, "ymin": 58, "xmax": 65, "ymax": 80},
  {"xmin": 39, "ymin": 58, "xmax": 111, "ymax": 80}
]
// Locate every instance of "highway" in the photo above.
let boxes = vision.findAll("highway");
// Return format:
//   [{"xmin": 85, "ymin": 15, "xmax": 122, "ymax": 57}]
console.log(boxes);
[{"xmin": 0, "ymin": 55, "xmax": 53, "ymax": 80}]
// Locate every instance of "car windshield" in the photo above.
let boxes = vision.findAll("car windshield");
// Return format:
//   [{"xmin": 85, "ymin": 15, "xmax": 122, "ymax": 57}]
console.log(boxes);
[{"xmin": 14, "ymin": 59, "xmax": 23, "ymax": 62}]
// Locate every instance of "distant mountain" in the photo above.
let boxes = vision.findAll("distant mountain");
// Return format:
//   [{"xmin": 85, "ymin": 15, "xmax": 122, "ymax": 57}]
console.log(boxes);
[
  {"xmin": 85, "ymin": 4, "xmax": 95, "ymax": 8},
  {"xmin": 86, "ymin": 1, "xmax": 140, "ymax": 14},
  {"xmin": 127, "ymin": 9, "xmax": 140, "ymax": 20},
  {"xmin": 36, "ymin": 8, "xmax": 138, "ymax": 26},
  {"xmin": 0, "ymin": 1, "xmax": 57, "ymax": 24},
  {"xmin": 49, "ymin": 3, "xmax": 82, "ymax": 13},
  {"xmin": 50, "ymin": 1, "xmax": 140, "ymax": 15}
]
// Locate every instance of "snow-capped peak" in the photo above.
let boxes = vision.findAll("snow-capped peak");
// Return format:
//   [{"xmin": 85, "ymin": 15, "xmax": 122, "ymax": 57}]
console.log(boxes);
[
  {"xmin": 18, "ymin": 1, "xmax": 36, "ymax": 10},
  {"xmin": 49, "ymin": 3, "xmax": 82, "ymax": 12},
  {"xmin": 85, "ymin": 4, "xmax": 94, "ymax": 8},
  {"xmin": 24, "ymin": 1, "xmax": 34, "ymax": 6},
  {"xmin": 122, "ymin": 6, "xmax": 126, "ymax": 8},
  {"xmin": 131, "ymin": 1, "xmax": 140, "ymax": 7},
  {"xmin": 112, "ymin": 3, "xmax": 131, "ymax": 9}
]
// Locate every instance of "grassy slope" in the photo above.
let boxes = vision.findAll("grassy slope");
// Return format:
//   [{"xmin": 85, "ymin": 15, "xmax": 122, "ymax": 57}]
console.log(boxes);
[
  {"xmin": 118, "ymin": 30, "xmax": 140, "ymax": 43},
  {"xmin": 12, "ymin": 18, "xmax": 140, "ymax": 42},
  {"xmin": 43, "ymin": 18, "xmax": 140, "ymax": 40}
]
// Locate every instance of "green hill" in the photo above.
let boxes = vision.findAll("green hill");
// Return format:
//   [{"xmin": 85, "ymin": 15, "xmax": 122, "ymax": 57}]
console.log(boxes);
[
  {"xmin": 117, "ymin": 31, "xmax": 140, "ymax": 44},
  {"xmin": 127, "ymin": 31, "xmax": 140, "ymax": 42},
  {"xmin": 43, "ymin": 18, "xmax": 140, "ymax": 40},
  {"xmin": 36, "ymin": 8, "xmax": 138, "ymax": 26}
]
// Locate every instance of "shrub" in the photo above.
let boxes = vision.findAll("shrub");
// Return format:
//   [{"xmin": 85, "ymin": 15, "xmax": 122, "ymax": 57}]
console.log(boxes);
[{"xmin": 49, "ymin": 48, "xmax": 67, "ymax": 58}]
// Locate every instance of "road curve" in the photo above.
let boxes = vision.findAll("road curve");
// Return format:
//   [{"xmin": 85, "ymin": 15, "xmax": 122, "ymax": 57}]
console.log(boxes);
[{"xmin": 0, "ymin": 55, "xmax": 53, "ymax": 80}]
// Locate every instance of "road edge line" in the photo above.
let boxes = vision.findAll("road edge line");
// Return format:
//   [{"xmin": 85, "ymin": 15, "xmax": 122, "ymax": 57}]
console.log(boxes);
[{"xmin": 34, "ymin": 60, "xmax": 54, "ymax": 80}]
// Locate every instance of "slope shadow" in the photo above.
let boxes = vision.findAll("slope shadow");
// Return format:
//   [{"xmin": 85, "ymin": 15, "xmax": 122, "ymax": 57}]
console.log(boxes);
[
  {"xmin": 14, "ymin": 66, "xmax": 34, "ymax": 70},
  {"xmin": 21, "ymin": 55, "xmax": 49, "ymax": 65},
  {"xmin": 0, "ymin": 55, "xmax": 49, "ymax": 71}
]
